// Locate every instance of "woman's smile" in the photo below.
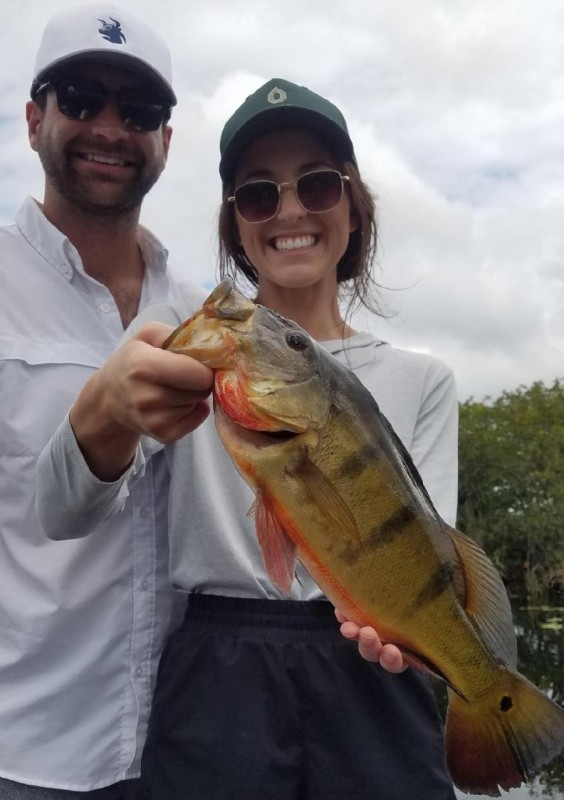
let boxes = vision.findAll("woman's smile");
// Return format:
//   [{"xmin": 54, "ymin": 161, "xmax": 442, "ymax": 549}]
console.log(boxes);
[{"xmin": 271, "ymin": 234, "xmax": 317, "ymax": 252}]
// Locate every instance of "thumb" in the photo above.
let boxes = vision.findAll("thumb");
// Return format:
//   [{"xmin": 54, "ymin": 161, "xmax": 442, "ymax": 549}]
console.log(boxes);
[{"xmin": 131, "ymin": 321, "xmax": 179, "ymax": 349}]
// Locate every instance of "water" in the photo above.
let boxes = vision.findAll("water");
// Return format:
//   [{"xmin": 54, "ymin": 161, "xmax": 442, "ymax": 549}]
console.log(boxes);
[{"xmin": 443, "ymin": 604, "xmax": 564, "ymax": 799}]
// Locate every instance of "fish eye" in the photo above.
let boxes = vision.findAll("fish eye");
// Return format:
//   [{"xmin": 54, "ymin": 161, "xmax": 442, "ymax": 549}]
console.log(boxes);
[{"xmin": 286, "ymin": 329, "xmax": 309, "ymax": 351}]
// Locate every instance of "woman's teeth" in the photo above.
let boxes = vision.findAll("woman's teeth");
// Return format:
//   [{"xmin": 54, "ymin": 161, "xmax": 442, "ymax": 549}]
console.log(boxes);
[{"xmin": 274, "ymin": 235, "xmax": 316, "ymax": 251}]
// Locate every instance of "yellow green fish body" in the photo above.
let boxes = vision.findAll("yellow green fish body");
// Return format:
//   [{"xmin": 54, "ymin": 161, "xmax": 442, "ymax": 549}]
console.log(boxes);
[{"xmin": 164, "ymin": 279, "xmax": 564, "ymax": 796}]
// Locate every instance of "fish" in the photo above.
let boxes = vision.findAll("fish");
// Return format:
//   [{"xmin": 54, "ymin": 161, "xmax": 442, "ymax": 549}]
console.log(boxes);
[{"xmin": 162, "ymin": 277, "xmax": 564, "ymax": 797}]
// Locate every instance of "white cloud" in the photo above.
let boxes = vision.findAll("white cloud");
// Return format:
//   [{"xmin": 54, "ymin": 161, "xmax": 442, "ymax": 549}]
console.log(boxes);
[{"xmin": 1, "ymin": 0, "xmax": 563, "ymax": 404}]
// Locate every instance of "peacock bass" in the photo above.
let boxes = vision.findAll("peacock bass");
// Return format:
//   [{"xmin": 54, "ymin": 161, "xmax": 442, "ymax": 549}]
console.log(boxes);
[{"xmin": 163, "ymin": 278, "xmax": 564, "ymax": 797}]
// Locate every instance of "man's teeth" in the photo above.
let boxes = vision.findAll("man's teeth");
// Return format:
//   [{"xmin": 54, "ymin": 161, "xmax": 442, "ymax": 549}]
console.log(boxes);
[
  {"xmin": 84, "ymin": 153, "xmax": 127, "ymax": 166},
  {"xmin": 274, "ymin": 235, "xmax": 315, "ymax": 251}
]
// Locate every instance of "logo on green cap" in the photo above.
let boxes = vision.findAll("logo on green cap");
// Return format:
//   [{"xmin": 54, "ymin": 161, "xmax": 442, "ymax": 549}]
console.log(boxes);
[{"xmin": 267, "ymin": 87, "xmax": 287, "ymax": 105}]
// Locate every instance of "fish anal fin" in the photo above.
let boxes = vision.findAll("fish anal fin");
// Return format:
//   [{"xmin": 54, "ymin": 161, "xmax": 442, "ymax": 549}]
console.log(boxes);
[
  {"xmin": 394, "ymin": 645, "xmax": 463, "ymax": 696},
  {"xmin": 289, "ymin": 455, "xmax": 361, "ymax": 543},
  {"xmin": 448, "ymin": 526, "xmax": 518, "ymax": 668},
  {"xmin": 255, "ymin": 489, "xmax": 297, "ymax": 594}
]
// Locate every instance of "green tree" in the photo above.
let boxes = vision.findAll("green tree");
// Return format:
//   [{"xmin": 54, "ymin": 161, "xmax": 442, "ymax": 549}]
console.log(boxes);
[{"xmin": 457, "ymin": 379, "xmax": 564, "ymax": 600}]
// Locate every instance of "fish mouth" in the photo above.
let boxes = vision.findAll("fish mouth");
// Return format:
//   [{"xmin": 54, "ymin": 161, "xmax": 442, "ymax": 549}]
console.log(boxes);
[
  {"xmin": 261, "ymin": 429, "xmax": 298, "ymax": 441},
  {"xmin": 214, "ymin": 403, "xmax": 300, "ymax": 448}
]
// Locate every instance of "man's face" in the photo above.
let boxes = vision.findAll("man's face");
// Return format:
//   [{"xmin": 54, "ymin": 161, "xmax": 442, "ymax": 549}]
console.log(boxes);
[{"xmin": 26, "ymin": 62, "xmax": 172, "ymax": 217}]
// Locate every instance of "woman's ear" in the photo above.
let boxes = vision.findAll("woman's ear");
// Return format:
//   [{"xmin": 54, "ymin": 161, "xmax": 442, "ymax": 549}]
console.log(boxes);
[{"xmin": 349, "ymin": 208, "xmax": 360, "ymax": 234}]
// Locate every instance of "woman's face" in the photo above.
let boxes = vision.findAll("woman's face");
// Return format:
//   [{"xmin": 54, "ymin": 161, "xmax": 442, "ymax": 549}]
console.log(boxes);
[{"xmin": 233, "ymin": 128, "xmax": 356, "ymax": 294}]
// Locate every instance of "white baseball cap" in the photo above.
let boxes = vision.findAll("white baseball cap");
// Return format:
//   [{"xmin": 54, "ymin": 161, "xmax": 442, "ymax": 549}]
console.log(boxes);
[{"xmin": 31, "ymin": 4, "xmax": 177, "ymax": 105}]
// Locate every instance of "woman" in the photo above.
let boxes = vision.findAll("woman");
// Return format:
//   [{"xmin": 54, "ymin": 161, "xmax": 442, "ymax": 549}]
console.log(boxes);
[{"xmin": 37, "ymin": 79, "xmax": 458, "ymax": 800}]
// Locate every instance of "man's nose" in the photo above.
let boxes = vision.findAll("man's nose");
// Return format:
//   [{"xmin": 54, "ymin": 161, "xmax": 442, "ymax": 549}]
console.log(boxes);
[{"xmin": 89, "ymin": 98, "xmax": 130, "ymax": 142}]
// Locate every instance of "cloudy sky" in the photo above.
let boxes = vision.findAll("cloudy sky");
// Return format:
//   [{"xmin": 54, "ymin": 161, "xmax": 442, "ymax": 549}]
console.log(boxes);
[{"xmin": 1, "ymin": 0, "xmax": 563, "ymax": 404}]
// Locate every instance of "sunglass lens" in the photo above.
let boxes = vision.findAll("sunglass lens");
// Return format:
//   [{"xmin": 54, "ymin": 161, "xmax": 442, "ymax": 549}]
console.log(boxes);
[
  {"xmin": 298, "ymin": 170, "xmax": 343, "ymax": 212},
  {"xmin": 56, "ymin": 80, "xmax": 105, "ymax": 121},
  {"xmin": 119, "ymin": 90, "xmax": 168, "ymax": 132},
  {"xmin": 52, "ymin": 80, "xmax": 167, "ymax": 131},
  {"xmin": 235, "ymin": 181, "xmax": 279, "ymax": 222}
]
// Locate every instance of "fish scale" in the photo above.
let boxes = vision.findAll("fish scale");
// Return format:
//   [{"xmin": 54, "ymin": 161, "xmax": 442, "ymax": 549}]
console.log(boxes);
[{"xmin": 163, "ymin": 278, "xmax": 564, "ymax": 797}]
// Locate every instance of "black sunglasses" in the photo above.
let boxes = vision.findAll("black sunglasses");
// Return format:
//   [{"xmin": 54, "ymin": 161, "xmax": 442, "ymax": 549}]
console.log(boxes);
[
  {"xmin": 227, "ymin": 169, "xmax": 350, "ymax": 223},
  {"xmin": 36, "ymin": 77, "xmax": 171, "ymax": 132}
]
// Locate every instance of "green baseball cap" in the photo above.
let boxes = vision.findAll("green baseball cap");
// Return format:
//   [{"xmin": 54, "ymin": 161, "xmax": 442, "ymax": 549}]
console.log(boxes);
[{"xmin": 219, "ymin": 78, "xmax": 356, "ymax": 183}]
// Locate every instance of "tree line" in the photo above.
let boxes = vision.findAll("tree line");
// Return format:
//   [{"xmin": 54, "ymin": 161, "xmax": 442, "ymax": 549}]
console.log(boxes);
[{"xmin": 457, "ymin": 378, "xmax": 564, "ymax": 601}]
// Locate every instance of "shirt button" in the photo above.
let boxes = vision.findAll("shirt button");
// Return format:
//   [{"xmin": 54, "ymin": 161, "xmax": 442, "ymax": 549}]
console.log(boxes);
[
  {"xmin": 99, "ymin": 302, "xmax": 111, "ymax": 313},
  {"xmin": 136, "ymin": 666, "xmax": 143, "ymax": 677},
  {"xmin": 141, "ymin": 581, "xmax": 149, "ymax": 590},
  {"xmin": 139, "ymin": 509, "xmax": 148, "ymax": 519}
]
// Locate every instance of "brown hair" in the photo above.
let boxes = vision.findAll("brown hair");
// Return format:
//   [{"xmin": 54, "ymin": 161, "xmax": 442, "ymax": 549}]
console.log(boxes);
[{"xmin": 217, "ymin": 158, "xmax": 383, "ymax": 318}]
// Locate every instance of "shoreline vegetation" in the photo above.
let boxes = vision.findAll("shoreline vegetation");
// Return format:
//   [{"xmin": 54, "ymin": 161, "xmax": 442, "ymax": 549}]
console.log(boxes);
[
  {"xmin": 456, "ymin": 380, "xmax": 563, "ymax": 795},
  {"xmin": 458, "ymin": 378, "xmax": 564, "ymax": 603}
]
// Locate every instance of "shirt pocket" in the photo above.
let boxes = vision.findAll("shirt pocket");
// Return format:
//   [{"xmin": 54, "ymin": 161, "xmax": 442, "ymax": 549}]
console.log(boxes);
[{"xmin": 0, "ymin": 338, "xmax": 104, "ymax": 456}]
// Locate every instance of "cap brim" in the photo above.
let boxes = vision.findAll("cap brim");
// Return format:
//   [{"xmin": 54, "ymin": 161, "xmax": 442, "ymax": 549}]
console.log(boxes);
[
  {"xmin": 32, "ymin": 51, "xmax": 177, "ymax": 105},
  {"xmin": 220, "ymin": 105, "xmax": 354, "ymax": 182}
]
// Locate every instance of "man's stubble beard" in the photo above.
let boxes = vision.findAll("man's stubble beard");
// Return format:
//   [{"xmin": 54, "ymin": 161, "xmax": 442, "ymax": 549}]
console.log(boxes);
[{"xmin": 37, "ymin": 135, "xmax": 164, "ymax": 218}]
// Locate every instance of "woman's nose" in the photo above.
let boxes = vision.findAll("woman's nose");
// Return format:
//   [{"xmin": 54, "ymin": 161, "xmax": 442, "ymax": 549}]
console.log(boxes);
[{"xmin": 275, "ymin": 183, "xmax": 307, "ymax": 221}]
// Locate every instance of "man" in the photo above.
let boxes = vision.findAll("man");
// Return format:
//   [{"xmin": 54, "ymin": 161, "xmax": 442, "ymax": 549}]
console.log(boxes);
[{"xmin": 0, "ymin": 5, "xmax": 209, "ymax": 798}]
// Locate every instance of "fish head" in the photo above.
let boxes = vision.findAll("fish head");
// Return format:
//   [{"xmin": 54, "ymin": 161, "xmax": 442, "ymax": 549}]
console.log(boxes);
[
  {"xmin": 162, "ymin": 279, "xmax": 255, "ymax": 366},
  {"xmin": 163, "ymin": 278, "xmax": 332, "ymax": 435}
]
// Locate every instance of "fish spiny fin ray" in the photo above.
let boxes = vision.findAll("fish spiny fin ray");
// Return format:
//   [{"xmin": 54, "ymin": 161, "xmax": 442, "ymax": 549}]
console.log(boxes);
[
  {"xmin": 254, "ymin": 489, "xmax": 297, "ymax": 594},
  {"xmin": 289, "ymin": 455, "xmax": 361, "ymax": 543},
  {"xmin": 448, "ymin": 526, "xmax": 518, "ymax": 668}
]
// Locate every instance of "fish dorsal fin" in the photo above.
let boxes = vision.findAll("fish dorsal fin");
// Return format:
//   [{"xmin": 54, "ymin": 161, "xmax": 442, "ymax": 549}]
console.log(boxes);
[
  {"xmin": 289, "ymin": 454, "xmax": 361, "ymax": 543},
  {"xmin": 254, "ymin": 489, "xmax": 297, "ymax": 594},
  {"xmin": 449, "ymin": 526, "xmax": 518, "ymax": 668}
]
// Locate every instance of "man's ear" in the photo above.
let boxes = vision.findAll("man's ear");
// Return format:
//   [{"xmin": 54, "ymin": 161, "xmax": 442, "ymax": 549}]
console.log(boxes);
[
  {"xmin": 26, "ymin": 101, "xmax": 42, "ymax": 153},
  {"xmin": 162, "ymin": 125, "xmax": 173, "ymax": 162}
]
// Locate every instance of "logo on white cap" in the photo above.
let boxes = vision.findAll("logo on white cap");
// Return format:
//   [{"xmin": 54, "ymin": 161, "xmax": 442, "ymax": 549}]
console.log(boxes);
[
  {"xmin": 267, "ymin": 87, "xmax": 287, "ymax": 105},
  {"xmin": 98, "ymin": 17, "xmax": 126, "ymax": 44}
]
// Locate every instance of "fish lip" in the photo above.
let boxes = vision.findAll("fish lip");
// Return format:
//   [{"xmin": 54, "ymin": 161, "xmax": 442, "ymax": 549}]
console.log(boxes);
[{"xmin": 214, "ymin": 402, "xmax": 298, "ymax": 448}]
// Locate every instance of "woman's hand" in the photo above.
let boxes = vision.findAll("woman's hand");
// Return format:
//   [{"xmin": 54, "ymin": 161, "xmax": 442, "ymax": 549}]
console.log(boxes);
[{"xmin": 335, "ymin": 610, "xmax": 407, "ymax": 673}]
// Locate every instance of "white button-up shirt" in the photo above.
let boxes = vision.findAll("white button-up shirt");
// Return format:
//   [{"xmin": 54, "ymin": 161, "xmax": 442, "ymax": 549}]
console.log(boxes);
[{"xmin": 0, "ymin": 198, "xmax": 200, "ymax": 791}]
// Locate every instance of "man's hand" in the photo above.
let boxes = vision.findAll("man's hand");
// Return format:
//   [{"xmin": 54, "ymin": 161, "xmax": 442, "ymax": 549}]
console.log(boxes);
[{"xmin": 70, "ymin": 322, "xmax": 213, "ymax": 481}]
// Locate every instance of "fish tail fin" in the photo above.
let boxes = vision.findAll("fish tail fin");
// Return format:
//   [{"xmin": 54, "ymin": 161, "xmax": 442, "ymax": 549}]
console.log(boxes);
[{"xmin": 445, "ymin": 670, "xmax": 564, "ymax": 796}]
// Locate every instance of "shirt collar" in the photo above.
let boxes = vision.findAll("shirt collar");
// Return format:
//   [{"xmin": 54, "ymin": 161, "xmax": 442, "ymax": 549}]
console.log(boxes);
[{"xmin": 15, "ymin": 196, "xmax": 168, "ymax": 282}]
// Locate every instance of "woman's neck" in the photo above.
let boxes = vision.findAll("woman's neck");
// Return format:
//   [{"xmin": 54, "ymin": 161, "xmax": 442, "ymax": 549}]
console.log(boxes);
[{"xmin": 255, "ymin": 283, "xmax": 357, "ymax": 341}]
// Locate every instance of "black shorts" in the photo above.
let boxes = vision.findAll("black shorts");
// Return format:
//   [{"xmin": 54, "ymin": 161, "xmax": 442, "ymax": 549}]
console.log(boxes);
[{"xmin": 138, "ymin": 595, "xmax": 455, "ymax": 800}]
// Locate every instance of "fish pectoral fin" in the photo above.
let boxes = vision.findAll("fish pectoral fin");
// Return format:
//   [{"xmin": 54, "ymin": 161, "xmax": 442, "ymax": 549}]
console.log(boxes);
[
  {"xmin": 255, "ymin": 489, "xmax": 297, "ymax": 595},
  {"xmin": 449, "ymin": 526, "xmax": 518, "ymax": 668},
  {"xmin": 289, "ymin": 455, "xmax": 361, "ymax": 543}
]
